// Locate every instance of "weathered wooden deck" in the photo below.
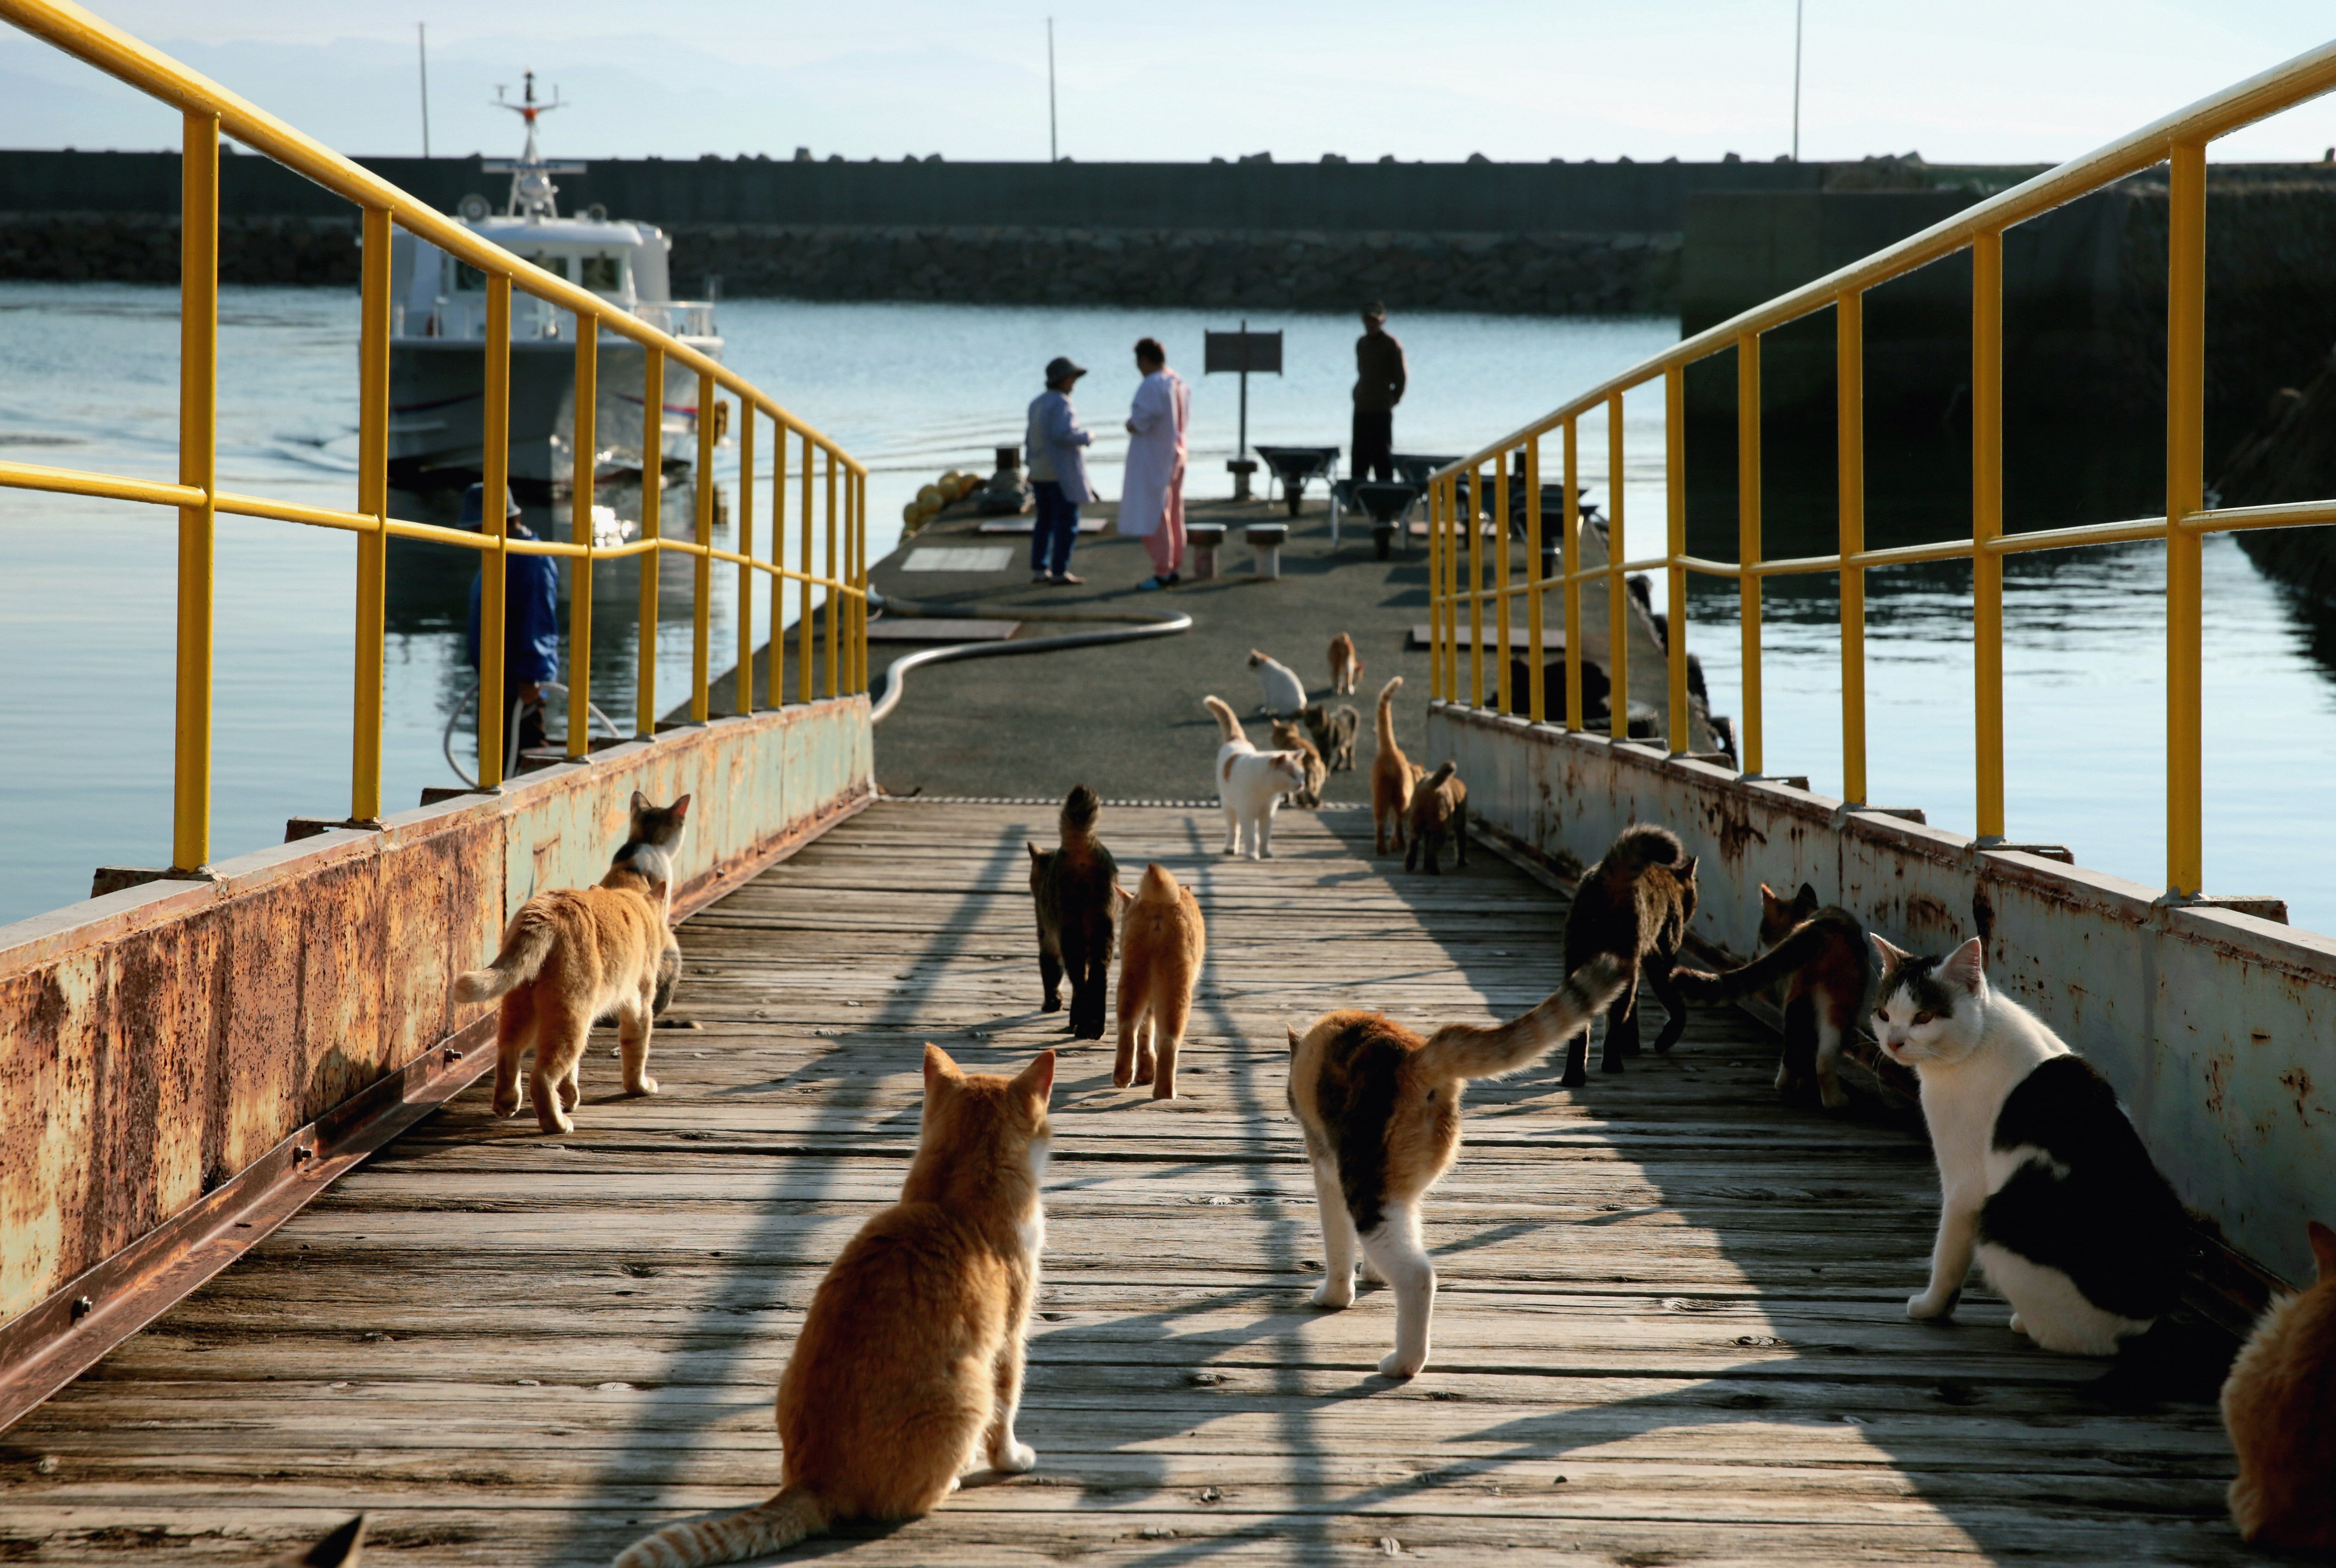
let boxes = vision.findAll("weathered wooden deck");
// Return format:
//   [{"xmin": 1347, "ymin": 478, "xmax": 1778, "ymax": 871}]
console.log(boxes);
[{"xmin": 2, "ymin": 803, "xmax": 2247, "ymax": 1564}]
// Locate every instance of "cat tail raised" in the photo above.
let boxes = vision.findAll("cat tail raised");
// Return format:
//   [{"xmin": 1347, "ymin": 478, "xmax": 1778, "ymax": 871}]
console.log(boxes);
[
  {"xmin": 1376, "ymin": 676, "xmax": 1402, "ymax": 748},
  {"xmin": 1417, "ymin": 955, "xmax": 1627, "ymax": 1080},
  {"xmin": 613, "ymin": 1485, "xmax": 827, "ymax": 1568},
  {"xmin": 1672, "ymin": 920, "xmax": 1834, "ymax": 1002},
  {"xmin": 451, "ymin": 906, "xmax": 559, "ymax": 1003},
  {"xmin": 1203, "ymin": 695, "xmax": 1243, "ymax": 743}
]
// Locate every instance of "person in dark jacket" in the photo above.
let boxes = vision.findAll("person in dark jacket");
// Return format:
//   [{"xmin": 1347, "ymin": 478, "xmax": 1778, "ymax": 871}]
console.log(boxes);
[
  {"xmin": 1352, "ymin": 301, "xmax": 1407, "ymax": 483},
  {"xmin": 463, "ymin": 482, "xmax": 560, "ymax": 759}
]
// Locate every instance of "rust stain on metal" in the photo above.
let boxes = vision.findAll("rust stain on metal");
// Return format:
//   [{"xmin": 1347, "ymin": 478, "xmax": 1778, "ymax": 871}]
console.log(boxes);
[
  {"xmin": 2277, "ymin": 1068, "xmax": 2319, "ymax": 1126},
  {"xmin": 1700, "ymin": 793, "xmax": 1767, "ymax": 864}
]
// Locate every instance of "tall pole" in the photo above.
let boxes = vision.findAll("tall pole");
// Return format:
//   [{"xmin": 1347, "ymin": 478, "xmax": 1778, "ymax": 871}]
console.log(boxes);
[
  {"xmin": 417, "ymin": 23, "xmax": 431, "ymax": 159},
  {"xmin": 1047, "ymin": 18, "xmax": 1058, "ymax": 162},
  {"xmin": 1791, "ymin": 0, "xmax": 1803, "ymax": 162}
]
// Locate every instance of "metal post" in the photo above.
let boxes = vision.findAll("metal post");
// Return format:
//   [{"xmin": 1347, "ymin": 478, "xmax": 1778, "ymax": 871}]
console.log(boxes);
[
  {"xmin": 1737, "ymin": 331, "xmax": 1764, "ymax": 775},
  {"xmin": 1494, "ymin": 451, "xmax": 1512, "ymax": 714},
  {"xmin": 353, "ymin": 204, "xmax": 391, "ymax": 824},
  {"xmin": 2167, "ymin": 141, "xmax": 2207, "ymax": 897},
  {"xmin": 1563, "ymin": 418, "xmax": 1583, "ymax": 731},
  {"xmin": 1467, "ymin": 465, "xmax": 1485, "ymax": 707},
  {"xmin": 635, "ymin": 347, "xmax": 661, "ymax": 739},
  {"xmin": 826, "ymin": 447, "xmax": 840, "ymax": 700},
  {"xmin": 481, "ymin": 276, "xmax": 511, "ymax": 781},
  {"xmin": 1665, "ymin": 366, "xmax": 1688, "ymax": 754},
  {"xmin": 855, "ymin": 469, "xmax": 870, "ymax": 693},
  {"xmin": 567, "ymin": 316, "xmax": 596, "ymax": 757},
  {"xmin": 171, "ymin": 110, "xmax": 218, "ymax": 873},
  {"xmin": 1607, "ymin": 391, "xmax": 1629, "ymax": 741},
  {"xmin": 1426, "ymin": 478, "xmax": 1443, "ymax": 701},
  {"xmin": 1973, "ymin": 230, "xmax": 2006, "ymax": 842},
  {"xmin": 691, "ymin": 372, "xmax": 715, "ymax": 723},
  {"xmin": 736, "ymin": 404, "xmax": 755, "ymax": 714},
  {"xmin": 1838, "ymin": 288, "xmax": 1866, "ymax": 806},
  {"xmin": 798, "ymin": 432, "xmax": 815, "ymax": 704},
  {"xmin": 769, "ymin": 413, "xmax": 787, "ymax": 705},
  {"xmin": 1526, "ymin": 434, "xmax": 1545, "ymax": 725}
]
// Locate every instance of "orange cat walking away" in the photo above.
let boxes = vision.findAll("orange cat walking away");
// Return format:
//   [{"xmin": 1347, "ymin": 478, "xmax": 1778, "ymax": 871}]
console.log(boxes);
[
  {"xmin": 1113, "ymin": 862, "xmax": 1206, "ymax": 1098},
  {"xmin": 2222, "ymin": 1219, "xmax": 2336, "ymax": 1551},
  {"xmin": 616, "ymin": 1045, "xmax": 1057, "ymax": 1568},
  {"xmin": 453, "ymin": 794, "xmax": 691, "ymax": 1134}
]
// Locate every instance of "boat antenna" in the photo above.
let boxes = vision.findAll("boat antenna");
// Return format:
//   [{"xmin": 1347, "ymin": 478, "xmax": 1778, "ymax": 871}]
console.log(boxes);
[
  {"xmin": 483, "ymin": 70, "xmax": 581, "ymax": 221},
  {"xmin": 1790, "ymin": 0, "xmax": 1803, "ymax": 163},
  {"xmin": 416, "ymin": 23, "xmax": 431, "ymax": 159}
]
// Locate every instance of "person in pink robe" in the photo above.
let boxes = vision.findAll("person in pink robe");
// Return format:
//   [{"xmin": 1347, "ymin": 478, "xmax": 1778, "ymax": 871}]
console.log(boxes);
[{"xmin": 1120, "ymin": 337, "xmax": 1191, "ymax": 590}]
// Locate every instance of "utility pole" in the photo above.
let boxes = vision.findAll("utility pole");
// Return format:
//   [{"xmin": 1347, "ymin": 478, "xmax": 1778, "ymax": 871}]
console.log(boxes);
[
  {"xmin": 418, "ymin": 22, "xmax": 432, "ymax": 158},
  {"xmin": 1047, "ymin": 18, "xmax": 1058, "ymax": 162},
  {"xmin": 1790, "ymin": 0, "xmax": 1803, "ymax": 162}
]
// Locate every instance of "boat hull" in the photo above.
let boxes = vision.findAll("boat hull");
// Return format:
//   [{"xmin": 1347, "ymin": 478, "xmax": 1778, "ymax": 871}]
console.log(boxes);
[{"xmin": 389, "ymin": 336, "xmax": 721, "ymax": 487}]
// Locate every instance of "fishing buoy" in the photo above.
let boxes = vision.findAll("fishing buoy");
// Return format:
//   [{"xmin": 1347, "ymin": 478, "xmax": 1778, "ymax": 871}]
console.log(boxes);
[{"xmin": 917, "ymin": 484, "xmax": 946, "ymax": 512}]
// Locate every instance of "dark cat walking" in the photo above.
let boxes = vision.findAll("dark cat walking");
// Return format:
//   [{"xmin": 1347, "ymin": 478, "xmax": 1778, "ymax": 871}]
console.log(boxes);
[
  {"xmin": 1028, "ymin": 784, "xmax": 1120, "ymax": 1039},
  {"xmin": 1558, "ymin": 824, "xmax": 1698, "ymax": 1085},
  {"xmin": 1675, "ymin": 881, "xmax": 1870, "ymax": 1109},
  {"xmin": 1403, "ymin": 762, "xmax": 1468, "ymax": 875},
  {"xmin": 1303, "ymin": 701, "xmax": 1360, "ymax": 772}
]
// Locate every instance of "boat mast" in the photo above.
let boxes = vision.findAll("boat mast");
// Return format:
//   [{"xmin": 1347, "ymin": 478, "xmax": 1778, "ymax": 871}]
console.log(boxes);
[{"xmin": 483, "ymin": 72, "xmax": 581, "ymax": 222}]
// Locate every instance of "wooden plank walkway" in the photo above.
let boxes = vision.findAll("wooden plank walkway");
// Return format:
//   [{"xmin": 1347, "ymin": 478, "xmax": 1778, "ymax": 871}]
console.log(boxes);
[{"xmin": 0, "ymin": 803, "xmax": 2248, "ymax": 1565}]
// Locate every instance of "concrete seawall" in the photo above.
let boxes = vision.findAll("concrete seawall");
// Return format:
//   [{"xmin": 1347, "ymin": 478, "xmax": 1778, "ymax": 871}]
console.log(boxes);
[
  {"xmin": 0, "ymin": 698, "xmax": 870, "ymax": 1418},
  {"xmin": 1426, "ymin": 701, "xmax": 2334, "ymax": 1294}
]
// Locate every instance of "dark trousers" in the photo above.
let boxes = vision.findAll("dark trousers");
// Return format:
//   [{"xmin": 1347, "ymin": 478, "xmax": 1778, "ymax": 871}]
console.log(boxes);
[
  {"xmin": 1352, "ymin": 409, "xmax": 1394, "ymax": 482},
  {"xmin": 1031, "ymin": 481, "xmax": 1079, "ymax": 577}
]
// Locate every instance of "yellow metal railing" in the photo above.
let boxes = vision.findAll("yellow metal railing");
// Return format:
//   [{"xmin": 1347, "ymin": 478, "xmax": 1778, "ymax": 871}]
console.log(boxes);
[
  {"xmin": 1428, "ymin": 40, "xmax": 2336, "ymax": 900},
  {"xmin": 0, "ymin": 0, "xmax": 870, "ymax": 876}
]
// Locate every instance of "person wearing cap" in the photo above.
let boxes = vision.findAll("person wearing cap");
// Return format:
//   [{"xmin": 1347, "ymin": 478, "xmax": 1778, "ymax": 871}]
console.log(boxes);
[
  {"xmin": 1026, "ymin": 355, "xmax": 1096, "ymax": 586},
  {"xmin": 1120, "ymin": 336, "xmax": 1191, "ymax": 591},
  {"xmin": 462, "ymin": 482, "xmax": 560, "ymax": 763},
  {"xmin": 1352, "ymin": 302, "xmax": 1406, "ymax": 484}
]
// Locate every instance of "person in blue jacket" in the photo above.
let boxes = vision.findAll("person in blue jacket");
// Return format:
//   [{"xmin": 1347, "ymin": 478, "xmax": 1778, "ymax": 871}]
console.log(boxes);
[{"xmin": 463, "ymin": 482, "xmax": 560, "ymax": 759}]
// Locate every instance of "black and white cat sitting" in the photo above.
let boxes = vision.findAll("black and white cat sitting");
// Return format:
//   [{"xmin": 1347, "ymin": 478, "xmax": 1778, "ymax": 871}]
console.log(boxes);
[{"xmin": 1871, "ymin": 934, "xmax": 2187, "ymax": 1355}]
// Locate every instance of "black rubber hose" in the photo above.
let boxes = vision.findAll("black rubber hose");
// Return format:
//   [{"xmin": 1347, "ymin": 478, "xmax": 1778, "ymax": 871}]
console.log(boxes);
[{"xmin": 866, "ymin": 591, "xmax": 1192, "ymax": 725}]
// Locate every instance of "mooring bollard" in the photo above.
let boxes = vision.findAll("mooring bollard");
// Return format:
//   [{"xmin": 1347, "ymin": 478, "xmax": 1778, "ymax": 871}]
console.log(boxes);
[
  {"xmin": 1247, "ymin": 522, "xmax": 1289, "ymax": 579},
  {"xmin": 1188, "ymin": 523, "xmax": 1225, "ymax": 581}
]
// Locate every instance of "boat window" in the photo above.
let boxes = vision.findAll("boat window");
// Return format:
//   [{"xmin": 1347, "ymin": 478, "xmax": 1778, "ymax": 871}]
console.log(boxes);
[
  {"xmin": 453, "ymin": 261, "xmax": 488, "ymax": 291},
  {"xmin": 580, "ymin": 255, "xmax": 624, "ymax": 291},
  {"xmin": 521, "ymin": 254, "xmax": 570, "ymax": 281}
]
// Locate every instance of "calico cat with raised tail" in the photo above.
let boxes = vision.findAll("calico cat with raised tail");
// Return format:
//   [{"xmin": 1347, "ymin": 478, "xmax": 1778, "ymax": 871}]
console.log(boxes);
[
  {"xmin": 615, "ymin": 1045, "xmax": 1056, "ymax": 1568},
  {"xmin": 1113, "ymin": 863, "xmax": 1206, "ymax": 1098},
  {"xmin": 1872, "ymin": 934, "xmax": 2188, "ymax": 1355},
  {"xmin": 453, "ymin": 793, "xmax": 691, "ymax": 1134},
  {"xmin": 1557, "ymin": 824, "xmax": 1697, "ymax": 1085},
  {"xmin": 1205, "ymin": 695, "xmax": 1308, "ymax": 859},
  {"xmin": 1027, "ymin": 785, "xmax": 1119, "ymax": 1039},
  {"xmin": 1674, "ymin": 881, "xmax": 1870, "ymax": 1108},
  {"xmin": 1370, "ymin": 677, "xmax": 1422, "ymax": 855},
  {"xmin": 1288, "ymin": 956, "xmax": 1625, "ymax": 1377},
  {"xmin": 2222, "ymin": 1219, "xmax": 2336, "ymax": 1550}
]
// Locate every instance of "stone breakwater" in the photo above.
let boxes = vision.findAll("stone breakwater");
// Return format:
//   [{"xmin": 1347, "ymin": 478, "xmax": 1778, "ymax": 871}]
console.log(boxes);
[{"xmin": 0, "ymin": 213, "xmax": 1681, "ymax": 315}]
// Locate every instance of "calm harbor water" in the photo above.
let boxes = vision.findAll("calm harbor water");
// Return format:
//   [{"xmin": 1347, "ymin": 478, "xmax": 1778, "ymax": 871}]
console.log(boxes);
[{"xmin": 4, "ymin": 282, "xmax": 2336, "ymax": 931}]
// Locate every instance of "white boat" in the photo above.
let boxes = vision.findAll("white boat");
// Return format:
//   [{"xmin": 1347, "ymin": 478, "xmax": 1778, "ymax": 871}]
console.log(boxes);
[{"xmin": 388, "ymin": 73, "xmax": 722, "ymax": 488}]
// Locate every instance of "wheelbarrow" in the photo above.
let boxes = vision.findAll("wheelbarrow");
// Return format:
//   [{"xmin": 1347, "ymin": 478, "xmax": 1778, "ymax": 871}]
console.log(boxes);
[
  {"xmin": 1252, "ymin": 444, "xmax": 1340, "ymax": 517},
  {"xmin": 1352, "ymin": 481, "xmax": 1422, "ymax": 559}
]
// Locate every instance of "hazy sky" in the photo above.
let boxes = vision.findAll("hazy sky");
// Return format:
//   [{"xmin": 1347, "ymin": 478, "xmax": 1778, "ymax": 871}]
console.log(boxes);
[{"xmin": 4, "ymin": 1, "xmax": 2334, "ymax": 166}]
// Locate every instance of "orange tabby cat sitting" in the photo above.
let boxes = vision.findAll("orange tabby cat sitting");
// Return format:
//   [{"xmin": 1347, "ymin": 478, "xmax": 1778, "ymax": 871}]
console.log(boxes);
[
  {"xmin": 2222, "ymin": 1219, "xmax": 2336, "ymax": 1551},
  {"xmin": 617, "ymin": 1045, "xmax": 1056, "ymax": 1568},
  {"xmin": 453, "ymin": 793, "xmax": 689, "ymax": 1134}
]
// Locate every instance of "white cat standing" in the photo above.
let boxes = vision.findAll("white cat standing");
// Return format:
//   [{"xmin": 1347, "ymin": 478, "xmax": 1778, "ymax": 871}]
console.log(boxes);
[
  {"xmin": 1872, "ymin": 934, "xmax": 2186, "ymax": 1355},
  {"xmin": 1204, "ymin": 696, "xmax": 1308, "ymax": 860}
]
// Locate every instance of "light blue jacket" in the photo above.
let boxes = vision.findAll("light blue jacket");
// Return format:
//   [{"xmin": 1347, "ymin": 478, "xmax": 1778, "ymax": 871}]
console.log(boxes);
[{"xmin": 1026, "ymin": 389, "xmax": 1096, "ymax": 503}]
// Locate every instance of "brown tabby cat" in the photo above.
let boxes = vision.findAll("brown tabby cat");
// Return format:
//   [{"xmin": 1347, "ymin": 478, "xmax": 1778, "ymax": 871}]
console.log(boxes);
[
  {"xmin": 454, "ymin": 794, "xmax": 691, "ymax": 1134},
  {"xmin": 1270, "ymin": 718, "xmax": 1327, "ymax": 808},
  {"xmin": 1112, "ymin": 862, "xmax": 1206, "ymax": 1098},
  {"xmin": 1403, "ymin": 761, "xmax": 1467, "ymax": 874},
  {"xmin": 616, "ymin": 1045, "xmax": 1056, "ymax": 1568},
  {"xmin": 1028, "ymin": 785, "xmax": 1119, "ymax": 1039},
  {"xmin": 1558, "ymin": 824, "xmax": 1697, "ymax": 1086},
  {"xmin": 1303, "ymin": 701, "xmax": 1361, "ymax": 772},
  {"xmin": 2223, "ymin": 1219, "xmax": 2336, "ymax": 1550},
  {"xmin": 270, "ymin": 1515, "xmax": 364, "ymax": 1567},
  {"xmin": 1674, "ymin": 881, "xmax": 1870, "ymax": 1109},
  {"xmin": 1287, "ymin": 957, "xmax": 1624, "ymax": 1378},
  {"xmin": 1371, "ymin": 677, "xmax": 1422, "ymax": 855}
]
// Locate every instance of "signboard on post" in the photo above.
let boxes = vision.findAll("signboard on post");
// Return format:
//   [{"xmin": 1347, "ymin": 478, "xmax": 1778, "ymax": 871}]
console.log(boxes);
[{"xmin": 1204, "ymin": 323, "xmax": 1282, "ymax": 500}]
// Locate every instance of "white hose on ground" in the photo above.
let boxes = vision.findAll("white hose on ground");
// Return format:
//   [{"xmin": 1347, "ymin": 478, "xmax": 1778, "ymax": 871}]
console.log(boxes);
[
  {"xmin": 866, "ymin": 593, "xmax": 1192, "ymax": 725},
  {"xmin": 440, "ymin": 680, "xmax": 624, "ymax": 788}
]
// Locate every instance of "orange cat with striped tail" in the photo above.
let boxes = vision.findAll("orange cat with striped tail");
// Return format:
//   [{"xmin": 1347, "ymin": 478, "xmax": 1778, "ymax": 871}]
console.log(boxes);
[{"xmin": 615, "ymin": 1045, "xmax": 1056, "ymax": 1568}]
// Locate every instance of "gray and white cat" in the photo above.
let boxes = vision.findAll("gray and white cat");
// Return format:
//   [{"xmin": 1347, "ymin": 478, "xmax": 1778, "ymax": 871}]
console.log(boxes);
[
  {"xmin": 1248, "ymin": 649, "xmax": 1309, "ymax": 718},
  {"xmin": 1872, "ymin": 934, "xmax": 2186, "ymax": 1355}
]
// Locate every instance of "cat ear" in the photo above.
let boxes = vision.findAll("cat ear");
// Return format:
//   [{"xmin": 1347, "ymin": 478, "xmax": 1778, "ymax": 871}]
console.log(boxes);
[
  {"xmin": 1940, "ymin": 937, "xmax": 1988, "ymax": 997},
  {"xmin": 2309, "ymin": 1220, "xmax": 2336, "ymax": 1283},
  {"xmin": 670, "ymin": 794, "xmax": 691, "ymax": 822},
  {"xmin": 923, "ymin": 1043, "xmax": 962, "ymax": 1086},
  {"xmin": 630, "ymin": 789, "xmax": 649, "ymax": 812},
  {"xmin": 1871, "ymin": 933, "xmax": 1909, "ymax": 968},
  {"xmin": 1758, "ymin": 883, "xmax": 1777, "ymax": 903},
  {"xmin": 1286, "ymin": 1025, "xmax": 1302, "ymax": 1054},
  {"xmin": 1027, "ymin": 841, "xmax": 1043, "ymax": 861},
  {"xmin": 1014, "ymin": 1049, "xmax": 1057, "ymax": 1104},
  {"xmin": 1795, "ymin": 882, "xmax": 1819, "ymax": 913},
  {"xmin": 1677, "ymin": 856, "xmax": 1698, "ymax": 883}
]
